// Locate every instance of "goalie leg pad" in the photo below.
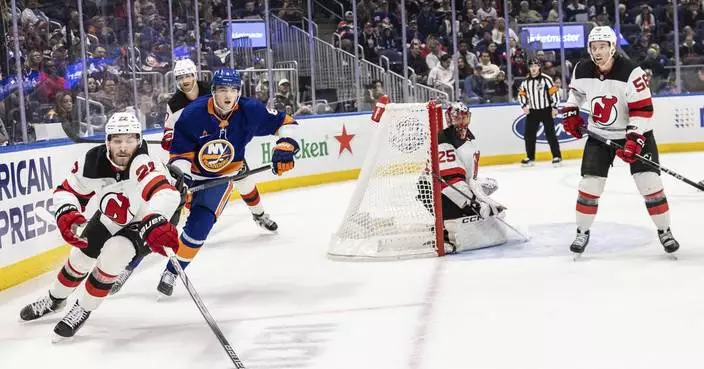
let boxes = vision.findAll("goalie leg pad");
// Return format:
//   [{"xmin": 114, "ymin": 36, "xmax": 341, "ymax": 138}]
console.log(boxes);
[
  {"xmin": 576, "ymin": 176, "xmax": 606, "ymax": 231},
  {"xmin": 79, "ymin": 235, "xmax": 135, "ymax": 311},
  {"xmin": 50, "ymin": 247, "xmax": 95, "ymax": 299},
  {"xmin": 633, "ymin": 172, "xmax": 670, "ymax": 230},
  {"xmin": 445, "ymin": 215, "xmax": 508, "ymax": 252}
]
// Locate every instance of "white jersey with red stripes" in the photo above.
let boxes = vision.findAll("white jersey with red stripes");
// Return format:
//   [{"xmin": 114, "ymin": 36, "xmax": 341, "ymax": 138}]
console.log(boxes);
[
  {"xmin": 53, "ymin": 142, "xmax": 180, "ymax": 234},
  {"xmin": 565, "ymin": 56, "xmax": 654, "ymax": 140},
  {"xmin": 437, "ymin": 125, "xmax": 497, "ymax": 209}
]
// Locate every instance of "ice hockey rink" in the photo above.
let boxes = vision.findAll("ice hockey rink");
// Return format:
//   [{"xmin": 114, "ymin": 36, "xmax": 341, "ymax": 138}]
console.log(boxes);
[{"xmin": 1, "ymin": 152, "xmax": 703, "ymax": 369}]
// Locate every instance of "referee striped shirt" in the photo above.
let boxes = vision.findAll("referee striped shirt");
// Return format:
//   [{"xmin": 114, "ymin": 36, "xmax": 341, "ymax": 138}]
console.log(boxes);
[{"xmin": 518, "ymin": 73, "xmax": 559, "ymax": 110}]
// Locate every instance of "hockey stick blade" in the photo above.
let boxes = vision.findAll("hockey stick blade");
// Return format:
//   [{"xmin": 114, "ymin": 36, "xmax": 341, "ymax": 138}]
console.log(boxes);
[
  {"xmin": 164, "ymin": 248, "xmax": 247, "ymax": 368},
  {"xmin": 585, "ymin": 130, "xmax": 704, "ymax": 191},
  {"xmin": 188, "ymin": 165, "xmax": 272, "ymax": 193},
  {"xmin": 431, "ymin": 172, "xmax": 530, "ymax": 242}
]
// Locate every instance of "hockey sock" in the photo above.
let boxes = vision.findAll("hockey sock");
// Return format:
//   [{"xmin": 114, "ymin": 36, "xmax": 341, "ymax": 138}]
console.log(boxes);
[
  {"xmin": 240, "ymin": 187, "xmax": 265, "ymax": 215},
  {"xmin": 575, "ymin": 176, "xmax": 606, "ymax": 232},
  {"xmin": 80, "ymin": 267, "xmax": 119, "ymax": 311},
  {"xmin": 166, "ymin": 206, "xmax": 215, "ymax": 274},
  {"xmin": 50, "ymin": 248, "xmax": 94, "ymax": 299},
  {"xmin": 633, "ymin": 172, "xmax": 671, "ymax": 230}
]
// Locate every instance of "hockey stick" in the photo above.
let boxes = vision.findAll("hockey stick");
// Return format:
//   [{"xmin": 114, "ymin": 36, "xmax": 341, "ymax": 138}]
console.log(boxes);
[
  {"xmin": 68, "ymin": 136, "xmax": 162, "ymax": 145},
  {"xmin": 34, "ymin": 207, "xmax": 247, "ymax": 368},
  {"xmin": 163, "ymin": 248, "xmax": 247, "ymax": 368},
  {"xmin": 585, "ymin": 130, "xmax": 704, "ymax": 191},
  {"xmin": 188, "ymin": 164, "xmax": 272, "ymax": 193},
  {"xmin": 431, "ymin": 172, "xmax": 530, "ymax": 242}
]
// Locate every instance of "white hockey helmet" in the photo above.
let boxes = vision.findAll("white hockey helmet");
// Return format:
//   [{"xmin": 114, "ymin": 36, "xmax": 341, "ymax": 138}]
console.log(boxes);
[
  {"xmin": 587, "ymin": 26, "xmax": 617, "ymax": 65},
  {"xmin": 173, "ymin": 59, "xmax": 197, "ymax": 92},
  {"xmin": 446, "ymin": 102, "xmax": 470, "ymax": 127},
  {"xmin": 173, "ymin": 58, "xmax": 197, "ymax": 78},
  {"xmin": 105, "ymin": 112, "xmax": 142, "ymax": 143}
]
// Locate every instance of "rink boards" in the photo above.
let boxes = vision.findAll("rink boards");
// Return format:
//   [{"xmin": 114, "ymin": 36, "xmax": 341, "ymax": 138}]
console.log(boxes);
[{"xmin": 1, "ymin": 95, "xmax": 703, "ymax": 291}]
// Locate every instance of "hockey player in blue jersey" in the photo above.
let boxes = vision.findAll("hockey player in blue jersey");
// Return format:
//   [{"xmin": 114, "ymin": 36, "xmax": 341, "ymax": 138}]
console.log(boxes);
[{"xmin": 157, "ymin": 68, "xmax": 299, "ymax": 297}]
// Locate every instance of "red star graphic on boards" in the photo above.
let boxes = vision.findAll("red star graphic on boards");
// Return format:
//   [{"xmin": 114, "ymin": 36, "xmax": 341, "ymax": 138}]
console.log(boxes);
[{"xmin": 335, "ymin": 124, "xmax": 355, "ymax": 155}]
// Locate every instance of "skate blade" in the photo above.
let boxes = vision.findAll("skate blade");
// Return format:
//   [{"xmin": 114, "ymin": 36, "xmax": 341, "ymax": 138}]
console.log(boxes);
[
  {"xmin": 666, "ymin": 253, "xmax": 678, "ymax": 261},
  {"xmin": 572, "ymin": 252, "xmax": 583, "ymax": 261},
  {"xmin": 51, "ymin": 333, "xmax": 73, "ymax": 344}
]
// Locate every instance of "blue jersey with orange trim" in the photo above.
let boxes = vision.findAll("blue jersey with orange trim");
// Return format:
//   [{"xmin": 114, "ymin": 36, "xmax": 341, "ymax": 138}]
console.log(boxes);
[{"xmin": 169, "ymin": 96, "xmax": 297, "ymax": 180}]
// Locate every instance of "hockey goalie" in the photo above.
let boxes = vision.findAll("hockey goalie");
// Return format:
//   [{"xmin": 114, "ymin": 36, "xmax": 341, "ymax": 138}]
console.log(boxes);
[{"xmin": 418, "ymin": 103, "xmax": 508, "ymax": 253}]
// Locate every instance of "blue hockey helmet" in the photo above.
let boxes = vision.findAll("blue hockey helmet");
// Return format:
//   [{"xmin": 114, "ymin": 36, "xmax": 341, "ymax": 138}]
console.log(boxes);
[{"xmin": 211, "ymin": 68, "xmax": 242, "ymax": 90}]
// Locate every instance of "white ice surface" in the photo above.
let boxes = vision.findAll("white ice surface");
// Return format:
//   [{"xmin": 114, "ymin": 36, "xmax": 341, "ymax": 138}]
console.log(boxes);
[{"xmin": 1, "ymin": 152, "xmax": 703, "ymax": 369}]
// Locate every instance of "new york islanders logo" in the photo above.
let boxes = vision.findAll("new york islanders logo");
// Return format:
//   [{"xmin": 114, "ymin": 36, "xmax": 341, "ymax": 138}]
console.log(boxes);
[
  {"xmin": 591, "ymin": 96, "xmax": 619, "ymax": 126},
  {"xmin": 198, "ymin": 139, "xmax": 235, "ymax": 173}
]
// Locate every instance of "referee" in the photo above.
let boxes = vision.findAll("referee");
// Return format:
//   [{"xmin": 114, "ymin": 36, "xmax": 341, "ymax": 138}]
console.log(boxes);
[{"xmin": 517, "ymin": 58, "xmax": 562, "ymax": 167}]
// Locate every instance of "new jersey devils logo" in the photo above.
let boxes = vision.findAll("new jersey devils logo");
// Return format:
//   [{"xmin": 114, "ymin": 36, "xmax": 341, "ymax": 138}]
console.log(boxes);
[
  {"xmin": 591, "ymin": 96, "xmax": 619, "ymax": 126},
  {"xmin": 100, "ymin": 192, "xmax": 134, "ymax": 225}
]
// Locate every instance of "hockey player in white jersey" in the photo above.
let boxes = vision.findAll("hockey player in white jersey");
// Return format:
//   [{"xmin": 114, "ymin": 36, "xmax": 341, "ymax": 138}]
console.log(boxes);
[
  {"xmin": 561, "ymin": 26, "xmax": 679, "ymax": 255},
  {"xmin": 18, "ymin": 112, "xmax": 183, "ymax": 340},
  {"xmin": 418, "ymin": 103, "xmax": 507, "ymax": 252}
]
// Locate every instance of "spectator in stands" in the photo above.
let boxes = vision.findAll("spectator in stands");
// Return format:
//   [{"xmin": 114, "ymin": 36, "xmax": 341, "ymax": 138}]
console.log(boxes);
[
  {"xmin": 457, "ymin": 56, "xmax": 472, "ymax": 81},
  {"xmin": 337, "ymin": 11, "xmax": 356, "ymax": 42},
  {"xmin": 477, "ymin": 1, "xmax": 498, "ymax": 22},
  {"xmin": 35, "ymin": 60, "xmax": 66, "ymax": 104},
  {"xmin": 683, "ymin": 1, "xmax": 704, "ymax": 29},
  {"xmin": 407, "ymin": 19, "xmax": 423, "ymax": 42},
  {"xmin": 490, "ymin": 71, "xmax": 509, "ymax": 102},
  {"xmin": 565, "ymin": 0, "xmax": 588, "ymax": 22},
  {"xmin": 491, "ymin": 18, "xmax": 518, "ymax": 46},
  {"xmin": 380, "ymin": 23, "xmax": 399, "ymax": 50},
  {"xmin": 277, "ymin": 0, "xmax": 304, "ymax": 22},
  {"xmin": 255, "ymin": 79, "xmax": 269, "ymax": 104},
  {"xmin": 92, "ymin": 78, "xmax": 118, "ymax": 114},
  {"xmin": 553, "ymin": 77, "xmax": 566, "ymax": 101},
  {"xmin": 518, "ymin": 0, "xmax": 543, "ymax": 23},
  {"xmin": 469, "ymin": 18, "xmax": 483, "ymax": 47},
  {"xmin": 650, "ymin": 43, "xmax": 670, "ymax": 67},
  {"xmin": 360, "ymin": 22, "xmax": 381, "ymax": 63},
  {"xmin": 46, "ymin": 91, "xmax": 79, "ymax": 139},
  {"xmin": 137, "ymin": 78, "xmax": 156, "ymax": 116},
  {"xmin": 273, "ymin": 79, "xmax": 311, "ymax": 116},
  {"xmin": 680, "ymin": 33, "xmax": 704, "ymax": 62},
  {"xmin": 635, "ymin": 5, "xmax": 656, "ymax": 33},
  {"xmin": 425, "ymin": 36, "xmax": 446, "ymax": 70},
  {"xmin": 617, "ymin": 4, "xmax": 629, "ymax": 25},
  {"xmin": 475, "ymin": 31, "xmax": 493, "ymax": 54},
  {"xmin": 418, "ymin": 3, "xmax": 437, "ymax": 42},
  {"xmin": 408, "ymin": 41, "xmax": 430, "ymax": 84},
  {"xmin": 642, "ymin": 47, "xmax": 668, "ymax": 78},
  {"xmin": 504, "ymin": 38, "xmax": 527, "ymax": 76},
  {"xmin": 428, "ymin": 54, "xmax": 455, "ymax": 95},
  {"xmin": 0, "ymin": 117, "xmax": 8, "ymax": 145},
  {"xmin": 463, "ymin": 65, "xmax": 488, "ymax": 104},
  {"xmin": 457, "ymin": 39, "xmax": 479, "ymax": 68},
  {"xmin": 683, "ymin": 66, "xmax": 704, "ymax": 92},
  {"xmin": 479, "ymin": 51, "xmax": 501, "ymax": 80},
  {"xmin": 547, "ymin": 0, "xmax": 561, "ymax": 21},
  {"xmin": 362, "ymin": 79, "xmax": 385, "ymax": 111}
]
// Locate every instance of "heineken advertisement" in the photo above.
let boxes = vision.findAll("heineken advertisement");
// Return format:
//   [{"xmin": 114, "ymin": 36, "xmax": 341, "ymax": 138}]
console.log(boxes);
[{"xmin": 261, "ymin": 139, "xmax": 330, "ymax": 164}]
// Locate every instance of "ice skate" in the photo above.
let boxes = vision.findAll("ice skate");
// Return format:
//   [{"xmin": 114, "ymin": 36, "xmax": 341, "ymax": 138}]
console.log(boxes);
[
  {"xmin": 520, "ymin": 158, "xmax": 534, "ymax": 167},
  {"xmin": 570, "ymin": 229, "xmax": 590, "ymax": 260},
  {"xmin": 109, "ymin": 268, "xmax": 134, "ymax": 295},
  {"xmin": 53, "ymin": 302, "xmax": 91, "ymax": 342},
  {"xmin": 658, "ymin": 228, "xmax": 679, "ymax": 255},
  {"xmin": 552, "ymin": 157, "xmax": 563, "ymax": 167},
  {"xmin": 253, "ymin": 212, "xmax": 278, "ymax": 232},
  {"xmin": 156, "ymin": 269, "xmax": 177, "ymax": 299},
  {"xmin": 20, "ymin": 293, "xmax": 66, "ymax": 321}
]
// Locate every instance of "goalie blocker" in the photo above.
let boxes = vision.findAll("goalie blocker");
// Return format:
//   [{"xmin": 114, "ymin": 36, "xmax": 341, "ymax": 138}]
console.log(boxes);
[{"xmin": 329, "ymin": 99, "xmax": 510, "ymax": 260}]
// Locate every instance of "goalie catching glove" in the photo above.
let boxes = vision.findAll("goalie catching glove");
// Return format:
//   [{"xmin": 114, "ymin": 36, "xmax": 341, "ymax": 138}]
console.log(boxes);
[
  {"xmin": 55, "ymin": 204, "xmax": 88, "ymax": 249},
  {"xmin": 139, "ymin": 213, "xmax": 179, "ymax": 256},
  {"xmin": 271, "ymin": 137, "xmax": 300, "ymax": 176}
]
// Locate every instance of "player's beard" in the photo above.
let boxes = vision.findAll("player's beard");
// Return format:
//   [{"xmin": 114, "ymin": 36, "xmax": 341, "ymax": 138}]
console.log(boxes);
[{"xmin": 111, "ymin": 150, "xmax": 133, "ymax": 168}]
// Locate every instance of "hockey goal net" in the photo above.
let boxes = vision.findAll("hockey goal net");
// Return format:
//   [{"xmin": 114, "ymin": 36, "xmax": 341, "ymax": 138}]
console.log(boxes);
[{"xmin": 329, "ymin": 101, "xmax": 445, "ymax": 260}]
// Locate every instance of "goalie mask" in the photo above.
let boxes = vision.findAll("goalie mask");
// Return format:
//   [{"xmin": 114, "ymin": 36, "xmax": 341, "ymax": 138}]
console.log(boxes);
[
  {"xmin": 173, "ymin": 59, "xmax": 197, "ymax": 93},
  {"xmin": 105, "ymin": 112, "xmax": 142, "ymax": 169},
  {"xmin": 446, "ymin": 103, "xmax": 472, "ymax": 140}
]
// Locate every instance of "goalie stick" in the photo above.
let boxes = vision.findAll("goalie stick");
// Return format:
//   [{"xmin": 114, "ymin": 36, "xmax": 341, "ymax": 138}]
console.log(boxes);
[
  {"xmin": 34, "ymin": 207, "xmax": 248, "ymax": 368},
  {"xmin": 431, "ymin": 172, "xmax": 530, "ymax": 242},
  {"xmin": 586, "ymin": 130, "xmax": 704, "ymax": 191}
]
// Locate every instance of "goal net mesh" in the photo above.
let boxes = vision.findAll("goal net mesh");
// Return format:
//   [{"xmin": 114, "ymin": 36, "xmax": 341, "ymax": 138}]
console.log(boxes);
[{"xmin": 329, "ymin": 102, "xmax": 442, "ymax": 260}]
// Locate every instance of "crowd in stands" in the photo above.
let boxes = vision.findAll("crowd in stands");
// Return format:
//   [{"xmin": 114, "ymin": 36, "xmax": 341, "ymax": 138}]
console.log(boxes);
[
  {"xmin": 2, "ymin": 0, "xmax": 704, "ymax": 145},
  {"xmin": 336, "ymin": 0, "xmax": 704, "ymax": 104}
]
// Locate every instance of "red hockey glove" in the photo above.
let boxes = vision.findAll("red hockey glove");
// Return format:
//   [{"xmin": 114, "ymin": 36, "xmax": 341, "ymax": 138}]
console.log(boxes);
[
  {"xmin": 561, "ymin": 106, "xmax": 586, "ymax": 139},
  {"xmin": 139, "ymin": 214, "xmax": 179, "ymax": 256},
  {"xmin": 616, "ymin": 132, "xmax": 646, "ymax": 164},
  {"xmin": 161, "ymin": 128, "xmax": 173, "ymax": 151},
  {"xmin": 271, "ymin": 137, "xmax": 300, "ymax": 176},
  {"xmin": 55, "ymin": 204, "xmax": 88, "ymax": 249}
]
